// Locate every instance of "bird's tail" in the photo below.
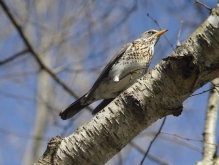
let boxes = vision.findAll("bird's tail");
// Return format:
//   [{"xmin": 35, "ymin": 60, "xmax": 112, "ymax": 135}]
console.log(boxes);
[{"xmin": 59, "ymin": 94, "xmax": 90, "ymax": 120}]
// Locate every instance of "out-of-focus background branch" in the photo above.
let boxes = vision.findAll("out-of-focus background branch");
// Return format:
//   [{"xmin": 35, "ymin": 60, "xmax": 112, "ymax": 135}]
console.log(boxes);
[{"xmin": 0, "ymin": 0, "xmax": 218, "ymax": 165}]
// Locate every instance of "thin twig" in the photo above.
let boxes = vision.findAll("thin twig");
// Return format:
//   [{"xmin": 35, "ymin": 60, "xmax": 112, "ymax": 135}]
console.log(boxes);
[
  {"xmin": 211, "ymin": 81, "xmax": 219, "ymax": 93},
  {"xmin": 189, "ymin": 86, "xmax": 219, "ymax": 97},
  {"xmin": 140, "ymin": 117, "xmax": 166, "ymax": 165},
  {"xmin": 130, "ymin": 142, "xmax": 172, "ymax": 165},
  {"xmin": 0, "ymin": 49, "xmax": 29, "ymax": 66},
  {"xmin": 159, "ymin": 133, "xmax": 202, "ymax": 152},
  {"xmin": 0, "ymin": 127, "xmax": 50, "ymax": 141},
  {"xmin": 147, "ymin": 13, "xmax": 174, "ymax": 50},
  {"xmin": 161, "ymin": 131, "xmax": 219, "ymax": 146},
  {"xmin": 195, "ymin": 0, "xmax": 212, "ymax": 11}
]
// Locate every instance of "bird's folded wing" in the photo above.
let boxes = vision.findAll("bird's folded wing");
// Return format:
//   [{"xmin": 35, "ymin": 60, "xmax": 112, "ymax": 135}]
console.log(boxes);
[{"xmin": 84, "ymin": 43, "xmax": 132, "ymax": 102}]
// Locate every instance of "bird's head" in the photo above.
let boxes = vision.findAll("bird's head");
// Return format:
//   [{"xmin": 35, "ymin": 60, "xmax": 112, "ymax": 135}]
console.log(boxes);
[{"xmin": 140, "ymin": 29, "xmax": 167, "ymax": 45}]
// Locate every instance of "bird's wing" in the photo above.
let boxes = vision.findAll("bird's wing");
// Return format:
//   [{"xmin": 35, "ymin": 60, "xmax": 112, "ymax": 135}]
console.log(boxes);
[{"xmin": 84, "ymin": 43, "xmax": 132, "ymax": 102}]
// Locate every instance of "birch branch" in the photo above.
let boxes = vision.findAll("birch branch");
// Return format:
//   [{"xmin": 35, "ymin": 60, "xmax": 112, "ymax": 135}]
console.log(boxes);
[
  {"xmin": 36, "ymin": 6, "xmax": 219, "ymax": 165},
  {"xmin": 196, "ymin": 78, "xmax": 219, "ymax": 165}
]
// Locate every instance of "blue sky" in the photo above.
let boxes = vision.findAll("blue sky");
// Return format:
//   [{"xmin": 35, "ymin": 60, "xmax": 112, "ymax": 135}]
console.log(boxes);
[{"xmin": 0, "ymin": 0, "xmax": 218, "ymax": 165}]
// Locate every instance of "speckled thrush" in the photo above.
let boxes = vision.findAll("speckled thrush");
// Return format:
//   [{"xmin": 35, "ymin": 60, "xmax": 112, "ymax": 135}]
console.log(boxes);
[{"xmin": 59, "ymin": 29, "xmax": 167, "ymax": 120}]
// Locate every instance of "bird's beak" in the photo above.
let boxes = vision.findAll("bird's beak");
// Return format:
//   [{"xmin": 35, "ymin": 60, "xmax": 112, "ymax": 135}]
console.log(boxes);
[{"xmin": 156, "ymin": 29, "xmax": 168, "ymax": 36}]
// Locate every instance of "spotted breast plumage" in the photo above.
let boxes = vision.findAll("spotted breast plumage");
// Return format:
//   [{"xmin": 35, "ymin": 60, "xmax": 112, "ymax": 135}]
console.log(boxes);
[{"xmin": 59, "ymin": 29, "xmax": 167, "ymax": 120}]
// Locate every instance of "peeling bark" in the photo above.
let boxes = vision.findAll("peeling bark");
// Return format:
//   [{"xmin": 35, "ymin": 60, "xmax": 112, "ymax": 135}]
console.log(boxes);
[{"xmin": 36, "ymin": 7, "xmax": 219, "ymax": 165}]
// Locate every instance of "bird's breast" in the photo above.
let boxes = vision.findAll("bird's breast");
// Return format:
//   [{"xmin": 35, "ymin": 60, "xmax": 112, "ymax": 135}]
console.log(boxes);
[{"xmin": 90, "ymin": 43, "xmax": 155, "ymax": 100}]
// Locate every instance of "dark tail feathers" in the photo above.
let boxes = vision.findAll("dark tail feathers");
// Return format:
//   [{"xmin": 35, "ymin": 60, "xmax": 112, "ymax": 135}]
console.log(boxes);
[{"xmin": 59, "ymin": 95, "xmax": 90, "ymax": 120}]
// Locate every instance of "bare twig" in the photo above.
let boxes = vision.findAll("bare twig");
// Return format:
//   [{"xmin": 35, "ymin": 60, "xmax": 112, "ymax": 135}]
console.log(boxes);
[
  {"xmin": 159, "ymin": 133, "xmax": 202, "ymax": 152},
  {"xmin": 0, "ymin": 127, "xmax": 50, "ymax": 141},
  {"xmin": 0, "ymin": 49, "xmax": 29, "ymax": 66},
  {"xmin": 189, "ymin": 86, "xmax": 219, "ymax": 97},
  {"xmin": 130, "ymin": 142, "xmax": 172, "ymax": 165},
  {"xmin": 161, "ymin": 131, "xmax": 219, "ymax": 147},
  {"xmin": 147, "ymin": 13, "xmax": 174, "ymax": 50},
  {"xmin": 211, "ymin": 81, "xmax": 219, "ymax": 93},
  {"xmin": 195, "ymin": 0, "xmax": 212, "ymax": 11},
  {"xmin": 140, "ymin": 117, "xmax": 166, "ymax": 165}
]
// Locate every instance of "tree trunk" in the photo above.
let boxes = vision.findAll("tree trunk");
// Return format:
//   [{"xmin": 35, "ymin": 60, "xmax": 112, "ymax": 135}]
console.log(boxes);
[{"xmin": 196, "ymin": 78, "xmax": 219, "ymax": 165}]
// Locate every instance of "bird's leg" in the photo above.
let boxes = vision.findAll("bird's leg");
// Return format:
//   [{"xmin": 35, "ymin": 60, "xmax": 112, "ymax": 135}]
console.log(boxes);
[
  {"xmin": 119, "ymin": 68, "xmax": 146, "ymax": 82},
  {"xmin": 129, "ymin": 68, "xmax": 145, "ymax": 82}
]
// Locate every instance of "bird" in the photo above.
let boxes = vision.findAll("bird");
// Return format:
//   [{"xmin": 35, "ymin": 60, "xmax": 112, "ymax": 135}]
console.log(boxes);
[{"xmin": 59, "ymin": 29, "xmax": 167, "ymax": 120}]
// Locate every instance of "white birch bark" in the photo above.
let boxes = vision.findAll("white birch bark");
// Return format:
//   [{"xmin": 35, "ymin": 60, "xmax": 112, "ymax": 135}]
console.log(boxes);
[
  {"xmin": 196, "ymin": 78, "xmax": 219, "ymax": 165},
  {"xmin": 36, "ymin": 7, "xmax": 219, "ymax": 165}
]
